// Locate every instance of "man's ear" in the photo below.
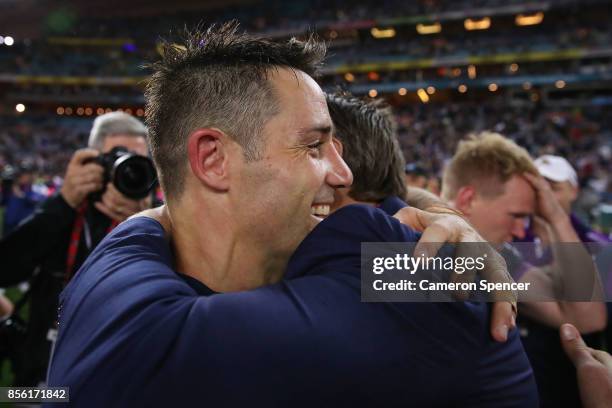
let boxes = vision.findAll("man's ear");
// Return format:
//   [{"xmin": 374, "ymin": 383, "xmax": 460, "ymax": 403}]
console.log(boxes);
[
  {"xmin": 455, "ymin": 185, "xmax": 476, "ymax": 215},
  {"xmin": 187, "ymin": 128, "xmax": 231, "ymax": 191}
]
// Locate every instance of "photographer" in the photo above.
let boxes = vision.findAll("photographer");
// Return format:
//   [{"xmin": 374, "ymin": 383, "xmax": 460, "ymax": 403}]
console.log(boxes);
[{"xmin": 0, "ymin": 111, "xmax": 157, "ymax": 386}]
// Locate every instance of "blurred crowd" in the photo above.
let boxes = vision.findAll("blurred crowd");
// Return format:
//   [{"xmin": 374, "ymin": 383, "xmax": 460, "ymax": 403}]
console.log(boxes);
[
  {"xmin": 2, "ymin": 101, "xmax": 611, "ymax": 236},
  {"xmin": 0, "ymin": 1, "xmax": 609, "ymax": 79}
]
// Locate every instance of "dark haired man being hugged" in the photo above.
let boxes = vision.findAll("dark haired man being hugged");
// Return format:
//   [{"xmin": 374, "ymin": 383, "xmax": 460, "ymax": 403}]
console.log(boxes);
[{"xmin": 46, "ymin": 24, "xmax": 535, "ymax": 407}]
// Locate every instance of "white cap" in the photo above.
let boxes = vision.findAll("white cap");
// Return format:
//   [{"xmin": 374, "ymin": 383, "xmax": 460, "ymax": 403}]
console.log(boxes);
[{"xmin": 534, "ymin": 155, "xmax": 578, "ymax": 187}]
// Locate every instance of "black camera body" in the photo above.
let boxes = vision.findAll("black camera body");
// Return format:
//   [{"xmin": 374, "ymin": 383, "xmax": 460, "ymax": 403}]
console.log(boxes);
[{"xmin": 88, "ymin": 146, "xmax": 157, "ymax": 200}]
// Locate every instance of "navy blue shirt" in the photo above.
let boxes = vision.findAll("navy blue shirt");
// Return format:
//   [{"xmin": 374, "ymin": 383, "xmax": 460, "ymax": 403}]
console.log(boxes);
[{"xmin": 46, "ymin": 205, "xmax": 537, "ymax": 407}]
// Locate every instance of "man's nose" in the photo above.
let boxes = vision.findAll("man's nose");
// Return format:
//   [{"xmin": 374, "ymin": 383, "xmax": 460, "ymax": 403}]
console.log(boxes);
[
  {"xmin": 325, "ymin": 142, "xmax": 353, "ymax": 188},
  {"xmin": 512, "ymin": 219, "xmax": 527, "ymax": 240}
]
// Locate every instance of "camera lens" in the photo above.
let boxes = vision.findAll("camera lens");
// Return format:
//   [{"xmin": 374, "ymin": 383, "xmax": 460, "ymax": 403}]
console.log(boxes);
[
  {"xmin": 112, "ymin": 155, "xmax": 157, "ymax": 199},
  {"xmin": 123, "ymin": 162, "xmax": 147, "ymax": 189}
]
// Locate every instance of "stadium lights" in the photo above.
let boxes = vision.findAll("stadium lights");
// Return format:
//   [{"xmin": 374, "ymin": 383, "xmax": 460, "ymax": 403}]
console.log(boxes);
[
  {"xmin": 368, "ymin": 89, "xmax": 378, "ymax": 98},
  {"xmin": 416, "ymin": 22, "xmax": 441, "ymax": 35},
  {"xmin": 371, "ymin": 27, "xmax": 396, "ymax": 39},
  {"xmin": 4, "ymin": 36, "xmax": 14, "ymax": 46},
  {"xmin": 516, "ymin": 12, "xmax": 544, "ymax": 26},
  {"xmin": 464, "ymin": 17, "xmax": 491, "ymax": 31},
  {"xmin": 417, "ymin": 88, "xmax": 430, "ymax": 103},
  {"xmin": 398, "ymin": 88, "xmax": 407, "ymax": 96},
  {"xmin": 468, "ymin": 64, "xmax": 477, "ymax": 79},
  {"xmin": 368, "ymin": 71, "xmax": 380, "ymax": 81},
  {"xmin": 15, "ymin": 103, "xmax": 25, "ymax": 113}
]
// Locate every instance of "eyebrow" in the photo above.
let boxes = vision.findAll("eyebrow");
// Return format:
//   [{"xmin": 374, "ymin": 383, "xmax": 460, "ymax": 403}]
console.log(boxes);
[{"xmin": 296, "ymin": 124, "xmax": 334, "ymax": 140}]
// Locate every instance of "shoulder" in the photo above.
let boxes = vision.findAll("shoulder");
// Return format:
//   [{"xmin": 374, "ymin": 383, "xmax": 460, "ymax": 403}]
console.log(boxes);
[
  {"xmin": 317, "ymin": 204, "xmax": 419, "ymax": 242},
  {"xmin": 286, "ymin": 205, "xmax": 419, "ymax": 278},
  {"xmin": 60, "ymin": 216, "xmax": 194, "ymax": 327}
]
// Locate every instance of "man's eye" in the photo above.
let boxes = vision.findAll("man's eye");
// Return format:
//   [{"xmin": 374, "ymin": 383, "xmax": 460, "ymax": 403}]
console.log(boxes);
[{"xmin": 307, "ymin": 141, "xmax": 324, "ymax": 151}]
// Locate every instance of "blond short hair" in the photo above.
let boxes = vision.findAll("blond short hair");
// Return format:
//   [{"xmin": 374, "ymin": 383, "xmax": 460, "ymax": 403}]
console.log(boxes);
[{"xmin": 441, "ymin": 132, "xmax": 537, "ymax": 200}]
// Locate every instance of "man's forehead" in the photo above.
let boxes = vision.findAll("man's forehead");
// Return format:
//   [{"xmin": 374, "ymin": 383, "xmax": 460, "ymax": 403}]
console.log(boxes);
[
  {"xmin": 269, "ymin": 68, "xmax": 331, "ymax": 125},
  {"xmin": 270, "ymin": 68, "xmax": 326, "ymax": 103},
  {"xmin": 503, "ymin": 176, "xmax": 536, "ymax": 210}
]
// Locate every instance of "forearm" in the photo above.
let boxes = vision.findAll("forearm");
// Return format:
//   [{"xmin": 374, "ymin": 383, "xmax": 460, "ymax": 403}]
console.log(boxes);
[
  {"xmin": 539, "ymin": 219, "xmax": 605, "ymax": 329},
  {"xmin": 532, "ymin": 211, "xmax": 602, "ymax": 301},
  {"xmin": 548, "ymin": 223, "xmax": 603, "ymax": 301},
  {"xmin": 549, "ymin": 215, "xmax": 581, "ymax": 242},
  {"xmin": 521, "ymin": 300, "xmax": 606, "ymax": 333},
  {"xmin": 404, "ymin": 187, "xmax": 448, "ymax": 211},
  {"xmin": 559, "ymin": 301, "xmax": 607, "ymax": 333}
]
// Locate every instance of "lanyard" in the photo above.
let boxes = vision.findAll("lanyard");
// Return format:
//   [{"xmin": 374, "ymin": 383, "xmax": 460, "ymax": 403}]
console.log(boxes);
[{"xmin": 65, "ymin": 200, "xmax": 118, "ymax": 283}]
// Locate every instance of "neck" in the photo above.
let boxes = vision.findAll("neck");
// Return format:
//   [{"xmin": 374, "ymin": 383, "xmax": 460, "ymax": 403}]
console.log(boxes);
[
  {"xmin": 160, "ymin": 198, "xmax": 286, "ymax": 292},
  {"xmin": 333, "ymin": 189, "xmax": 378, "ymax": 210}
]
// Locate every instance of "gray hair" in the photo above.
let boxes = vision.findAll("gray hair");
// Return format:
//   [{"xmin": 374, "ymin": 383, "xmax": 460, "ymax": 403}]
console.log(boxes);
[{"xmin": 88, "ymin": 111, "xmax": 148, "ymax": 150}]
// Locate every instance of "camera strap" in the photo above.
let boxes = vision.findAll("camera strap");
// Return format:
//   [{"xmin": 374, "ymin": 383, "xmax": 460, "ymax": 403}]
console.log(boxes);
[
  {"xmin": 65, "ymin": 200, "xmax": 118, "ymax": 283},
  {"xmin": 65, "ymin": 201, "xmax": 88, "ymax": 282}
]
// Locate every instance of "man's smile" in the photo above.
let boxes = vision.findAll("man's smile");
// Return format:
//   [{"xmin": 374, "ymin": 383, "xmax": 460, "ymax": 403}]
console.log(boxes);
[{"xmin": 311, "ymin": 204, "xmax": 331, "ymax": 219}]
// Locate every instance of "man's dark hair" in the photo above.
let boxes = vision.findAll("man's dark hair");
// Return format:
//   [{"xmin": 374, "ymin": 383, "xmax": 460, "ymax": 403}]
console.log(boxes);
[
  {"xmin": 145, "ymin": 21, "xmax": 326, "ymax": 199},
  {"xmin": 326, "ymin": 92, "xmax": 406, "ymax": 202}
]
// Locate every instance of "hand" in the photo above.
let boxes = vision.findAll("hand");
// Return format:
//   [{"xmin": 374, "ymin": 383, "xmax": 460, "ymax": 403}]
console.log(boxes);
[
  {"xmin": 0, "ymin": 294, "xmax": 14, "ymax": 318},
  {"xmin": 60, "ymin": 149, "xmax": 104, "ymax": 208},
  {"xmin": 94, "ymin": 183, "xmax": 151, "ymax": 223},
  {"xmin": 523, "ymin": 172, "xmax": 567, "ymax": 224},
  {"xmin": 394, "ymin": 206, "xmax": 517, "ymax": 342},
  {"xmin": 561, "ymin": 323, "xmax": 612, "ymax": 408},
  {"xmin": 530, "ymin": 214, "xmax": 553, "ymax": 245}
]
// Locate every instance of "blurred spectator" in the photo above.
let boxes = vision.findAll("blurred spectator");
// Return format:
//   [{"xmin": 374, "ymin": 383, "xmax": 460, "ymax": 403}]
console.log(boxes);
[
  {"xmin": 404, "ymin": 163, "xmax": 428, "ymax": 189},
  {"xmin": 1, "ymin": 164, "xmax": 46, "ymax": 236},
  {"xmin": 535, "ymin": 155, "xmax": 611, "ymax": 242},
  {"xmin": 0, "ymin": 112, "xmax": 155, "ymax": 387},
  {"xmin": 441, "ymin": 132, "xmax": 606, "ymax": 408}
]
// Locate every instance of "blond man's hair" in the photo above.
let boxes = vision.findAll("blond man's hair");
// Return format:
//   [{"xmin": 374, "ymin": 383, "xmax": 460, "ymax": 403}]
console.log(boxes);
[{"xmin": 441, "ymin": 132, "xmax": 537, "ymax": 200}]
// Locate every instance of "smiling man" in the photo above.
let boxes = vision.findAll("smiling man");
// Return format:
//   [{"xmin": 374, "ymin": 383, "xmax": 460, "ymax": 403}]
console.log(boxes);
[{"xmin": 45, "ymin": 24, "xmax": 530, "ymax": 407}]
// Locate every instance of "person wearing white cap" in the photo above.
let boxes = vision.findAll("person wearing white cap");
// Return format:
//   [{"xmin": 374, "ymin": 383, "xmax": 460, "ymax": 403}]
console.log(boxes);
[
  {"xmin": 535, "ymin": 154, "xmax": 610, "ymax": 244},
  {"xmin": 441, "ymin": 132, "xmax": 606, "ymax": 408},
  {"xmin": 535, "ymin": 155, "xmax": 579, "ymax": 214}
]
